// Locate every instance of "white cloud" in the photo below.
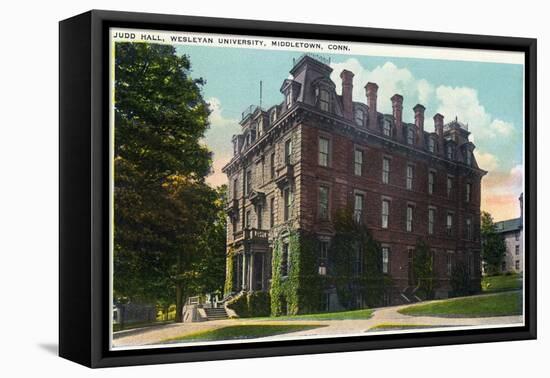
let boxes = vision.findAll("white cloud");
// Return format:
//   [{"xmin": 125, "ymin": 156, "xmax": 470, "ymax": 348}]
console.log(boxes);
[
  {"xmin": 203, "ymin": 97, "xmax": 240, "ymax": 187},
  {"xmin": 330, "ymin": 59, "xmax": 434, "ymax": 115},
  {"xmin": 475, "ymin": 151, "xmax": 499, "ymax": 172},
  {"xmin": 435, "ymin": 85, "xmax": 515, "ymax": 140}
]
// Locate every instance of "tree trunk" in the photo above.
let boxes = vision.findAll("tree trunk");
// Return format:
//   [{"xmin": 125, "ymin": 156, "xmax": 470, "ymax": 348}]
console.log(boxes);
[{"xmin": 175, "ymin": 283, "xmax": 184, "ymax": 322}]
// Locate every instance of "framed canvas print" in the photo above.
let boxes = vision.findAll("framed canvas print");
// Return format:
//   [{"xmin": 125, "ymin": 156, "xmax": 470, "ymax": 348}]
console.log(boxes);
[{"xmin": 59, "ymin": 10, "xmax": 537, "ymax": 368}]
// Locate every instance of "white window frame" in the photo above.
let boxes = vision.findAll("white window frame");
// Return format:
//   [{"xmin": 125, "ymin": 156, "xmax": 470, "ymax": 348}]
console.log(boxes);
[
  {"xmin": 354, "ymin": 149, "xmax": 363, "ymax": 176},
  {"xmin": 318, "ymin": 137, "xmax": 329, "ymax": 167},
  {"xmin": 382, "ymin": 158, "xmax": 390, "ymax": 184},
  {"xmin": 381, "ymin": 200, "xmax": 390, "ymax": 229},
  {"xmin": 406, "ymin": 205, "xmax": 414, "ymax": 232},
  {"xmin": 406, "ymin": 165, "xmax": 414, "ymax": 190}
]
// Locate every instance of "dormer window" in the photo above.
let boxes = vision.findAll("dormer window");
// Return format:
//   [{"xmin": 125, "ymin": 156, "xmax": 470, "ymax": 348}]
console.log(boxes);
[
  {"xmin": 354, "ymin": 109, "xmax": 364, "ymax": 126},
  {"xmin": 383, "ymin": 119, "xmax": 392, "ymax": 137},
  {"xmin": 407, "ymin": 127, "xmax": 414, "ymax": 145},
  {"xmin": 465, "ymin": 149, "xmax": 472, "ymax": 165},
  {"xmin": 233, "ymin": 140, "xmax": 238, "ymax": 156},
  {"xmin": 285, "ymin": 90, "xmax": 292, "ymax": 108},
  {"xmin": 318, "ymin": 88, "xmax": 330, "ymax": 112},
  {"xmin": 271, "ymin": 109, "xmax": 277, "ymax": 124},
  {"xmin": 446, "ymin": 145, "xmax": 454, "ymax": 160},
  {"xmin": 428, "ymin": 138, "xmax": 435, "ymax": 153}
]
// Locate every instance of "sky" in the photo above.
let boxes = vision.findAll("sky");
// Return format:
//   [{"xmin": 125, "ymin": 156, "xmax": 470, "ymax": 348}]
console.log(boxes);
[{"xmin": 174, "ymin": 45, "xmax": 524, "ymax": 222}]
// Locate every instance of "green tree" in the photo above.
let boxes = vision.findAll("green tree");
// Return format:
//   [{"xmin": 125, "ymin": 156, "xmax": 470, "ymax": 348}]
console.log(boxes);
[
  {"xmin": 480, "ymin": 211, "xmax": 506, "ymax": 275},
  {"xmin": 113, "ymin": 42, "xmax": 217, "ymax": 321},
  {"xmin": 330, "ymin": 209, "xmax": 387, "ymax": 309},
  {"xmin": 413, "ymin": 238, "xmax": 436, "ymax": 299}
]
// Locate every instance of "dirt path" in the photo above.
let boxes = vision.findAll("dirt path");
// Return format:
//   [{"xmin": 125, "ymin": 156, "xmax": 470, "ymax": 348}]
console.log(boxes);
[{"xmin": 112, "ymin": 296, "xmax": 523, "ymax": 348}]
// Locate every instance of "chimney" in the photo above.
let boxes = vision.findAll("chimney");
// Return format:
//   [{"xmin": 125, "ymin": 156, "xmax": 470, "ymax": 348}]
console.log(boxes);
[
  {"xmin": 413, "ymin": 104, "xmax": 425, "ymax": 148},
  {"xmin": 434, "ymin": 113, "xmax": 445, "ymax": 155},
  {"xmin": 340, "ymin": 70, "xmax": 354, "ymax": 121},
  {"xmin": 391, "ymin": 94, "xmax": 403, "ymax": 140},
  {"xmin": 365, "ymin": 82, "xmax": 378, "ymax": 130}
]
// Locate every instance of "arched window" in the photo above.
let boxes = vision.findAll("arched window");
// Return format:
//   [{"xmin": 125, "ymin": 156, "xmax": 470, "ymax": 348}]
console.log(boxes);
[
  {"xmin": 383, "ymin": 119, "xmax": 392, "ymax": 137},
  {"xmin": 354, "ymin": 109, "xmax": 364, "ymax": 126}
]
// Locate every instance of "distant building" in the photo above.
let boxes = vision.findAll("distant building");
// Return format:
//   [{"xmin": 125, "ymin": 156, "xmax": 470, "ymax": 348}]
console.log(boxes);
[
  {"xmin": 223, "ymin": 54, "xmax": 486, "ymax": 313},
  {"xmin": 494, "ymin": 194, "xmax": 524, "ymax": 273}
]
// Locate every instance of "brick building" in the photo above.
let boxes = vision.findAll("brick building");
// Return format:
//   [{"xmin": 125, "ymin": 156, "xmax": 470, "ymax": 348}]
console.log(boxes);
[
  {"xmin": 223, "ymin": 54, "xmax": 486, "ymax": 312},
  {"xmin": 494, "ymin": 193, "xmax": 524, "ymax": 274}
]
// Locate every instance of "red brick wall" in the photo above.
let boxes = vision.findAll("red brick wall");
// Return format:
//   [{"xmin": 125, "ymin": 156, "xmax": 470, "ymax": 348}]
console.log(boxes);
[{"xmin": 298, "ymin": 121, "xmax": 482, "ymax": 296}]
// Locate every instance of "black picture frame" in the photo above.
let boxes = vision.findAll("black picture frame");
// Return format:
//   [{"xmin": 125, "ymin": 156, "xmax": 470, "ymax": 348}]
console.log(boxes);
[{"xmin": 59, "ymin": 9, "xmax": 537, "ymax": 368}]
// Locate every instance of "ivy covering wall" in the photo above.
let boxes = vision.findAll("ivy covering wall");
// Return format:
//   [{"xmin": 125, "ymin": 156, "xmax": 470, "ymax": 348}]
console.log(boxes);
[
  {"xmin": 330, "ymin": 209, "xmax": 391, "ymax": 309},
  {"xmin": 270, "ymin": 230, "xmax": 322, "ymax": 316},
  {"xmin": 223, "ymin": 249, "xmax": 234, "ymax": 296}
]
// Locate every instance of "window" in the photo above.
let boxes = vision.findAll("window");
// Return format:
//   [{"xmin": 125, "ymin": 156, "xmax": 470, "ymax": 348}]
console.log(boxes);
[
  {"xmin": 406, "ymin": 205, "xmax": 414, "ymax": 232},
  {"xmin": 447, "ymin": 252, "xmax": 454, "ymax": 276},
  {"xmin": 319, "ymin": 137, "xmax": 329, "ymax": 167},
  {"xmin": 501, "ymin": 261, "xmax": 506, "ymax": 271},
  {"xmin": 515, "ymin": 245, "xmax": 520, "ymax": 256},
  {"xmin": 354, "ymin": 149, "xmax": 363, "ymax": 176},
  {"xmin": 466, "ymin": 183, "xmax": 472, "ymax": 202},
  {"xmin": 447, "ymin": 176, "xmax": 453, "ymax": 198},
  {"xmin": 469, "ymin": 254, "xmax": 475, "ymax": 276},
  {"xmin": 383, "ymin": 119, "xmax": 391, "ymax": 136},
  {"xmin": 428, "ymin": 171, "xmax": 435, "ymax": 195},
  {"xmin": 382, "ymin": 158, "xmax": 390, "ymax": 184},
  {"xmin": 466, "ymin": 218, "xmax": 472, "ymax": 240},
  {"xmin": 283, "ymin": 187, "xmax": 292, "ymax": 221},
  {"xmin": 270, "ymin": 152, "xmax": 276, "ymax": 179},
  {"xmin": 319, "ymin": 89, "xmax": 330, "ymax": 112},
  {"xmin": 245, "ymin": 210, "xmax": 251, "ymax": 229},
  {"xmin": 319, "ymin": 186, "xmax": 329, "ymax": 220},
  {"xmin": 515, "ymin": 231, "xmax": 520, "ymax": 241},
  {"xmin": 515, "ymin": 260, "xmax": 520, "ymax": 270},
  {"xmin": 270, "ymin": 197, "xmax": 275, "ymax": 227},
  {"xmin": 382, "ymin": 247, "xmax": 390, "ymax": 274},
  {"xmin": 428, "ymin": 138, "xmax": 435, "ymax": 153},
  {"xmin": 406, "ymin": 165, "xmax": 414, "ymax": 190},
  {"xmin": 281, "ymin": 243, "xmax": 289, "ymax": 276},
  {"xmin": 382, "ymin": 200, "xmax": 390, "ymax": 229},
  {"xmin": 318, "ymin": 240, "xmax": 329, "ymax": 275},
  {"xmin": 233, "ymin": 178, "xmax": 238, "ymax": 199},
  {"xmin": 352, "ymin": 244, "xmax": 363, "ymax": 276},
  {"xmin": 285, "ymin": 90, "xmax": 292, "ymax": 108},
  {"xmin": 446, "ymin": 213, "xmax": 453, "ymax": 236},
  {"xmin": 354, "ymin": 109, "xmax": 364, "ymax": 126},
  {"xmin": 466, "ymin": 149, "xmax": 472, "ymax": 165},
  {"xmin": 354, "ymin": 193, "xmax": 364, "ymax": 224},
  {"xmin": 407, "ymin": 127, "xmax": 414, "ymax": 145},
  {"xmin": 428, "ymin": 208, "xmax": 435, "ymax": 235},
  {"xmin": 284, "ymin": 139, "xmax": 292, "ymax": 165},
  {"xmin": 260, "ymin": 159, "xmax": 265, "ymax": 184},
  {"xmin": 257, "ymin": 205, "xmax": 263, "ymax": 229},
  {"xmin": 245, "ymin": 170, "xmax": 252, "ymax": 196},
  {"xmin": 446, "ymin": 145, "xmax": 454, "ymax": 160}
]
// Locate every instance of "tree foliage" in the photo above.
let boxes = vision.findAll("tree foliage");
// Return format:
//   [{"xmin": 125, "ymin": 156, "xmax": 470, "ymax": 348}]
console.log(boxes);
[
  {"xmin": 480, "ymin": 211, "xmax": 506, "ymax": 275},
  {"xmin": 413, "ymin": 238, "xmax": 436, "ymax": 300},
  {"xmin": 330, "ymin": 209, "xmax": 388, "ymax": 309},
  {"xmin": 113, "ymin": 42, "xmax": 225, "ymax": 322}
]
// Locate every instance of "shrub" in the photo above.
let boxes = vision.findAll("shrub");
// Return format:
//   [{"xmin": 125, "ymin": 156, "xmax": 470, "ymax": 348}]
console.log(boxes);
[{"xmin": 226, "ymin": 292, "xmax": 271, "ymax": 318}]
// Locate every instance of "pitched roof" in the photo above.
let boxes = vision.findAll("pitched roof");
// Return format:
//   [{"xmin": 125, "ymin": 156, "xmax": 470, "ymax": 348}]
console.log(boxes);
[{"xmin": 495, "ymin": 217, "xmax": 522, "ymax": 233}]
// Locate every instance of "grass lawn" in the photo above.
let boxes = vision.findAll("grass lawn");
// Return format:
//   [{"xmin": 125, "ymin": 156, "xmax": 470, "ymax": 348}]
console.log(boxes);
[
  {"xmin": 398, "ymin": 291, "xmax": 522, "ymax": 318},
  {"xmin": 368, "ymin": 323, "xmax": 440, "ymax": 332},
  {"xmin": 162, "ymin": 324, "xmax": 326, "ymax": 343},
  {"xmin": 249, "ymin": 308, "xmax": 374, "ymax": 321},
  {"xmin": 482, "ymin": 273, "xmax": 523, "ymax": 293}
]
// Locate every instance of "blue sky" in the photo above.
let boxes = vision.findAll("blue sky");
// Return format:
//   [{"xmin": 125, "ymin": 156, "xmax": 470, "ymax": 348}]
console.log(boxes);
[{"xmin": 175, "ymin": 45, "xmax": 524, "ymax": 221}]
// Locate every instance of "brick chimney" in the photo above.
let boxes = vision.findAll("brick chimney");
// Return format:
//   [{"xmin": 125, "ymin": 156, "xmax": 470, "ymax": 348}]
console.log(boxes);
[
  {"xmin": 391, "ymin": 94, "xmax": 403, "ymax": 140},
  {"xmin": 413, "ymin": 104, "xmax": 425, "ymax": 148},
  {"xmin": 365, "ymin": 82, "xmax": 379, "ymax": 130},
  {"xmin": 340, "ymin": 70, "xmax": 354, "ymax": 121},
  {"xmin": 434, "ymin": 113, "xmax": 445, "ymax": 155}
]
